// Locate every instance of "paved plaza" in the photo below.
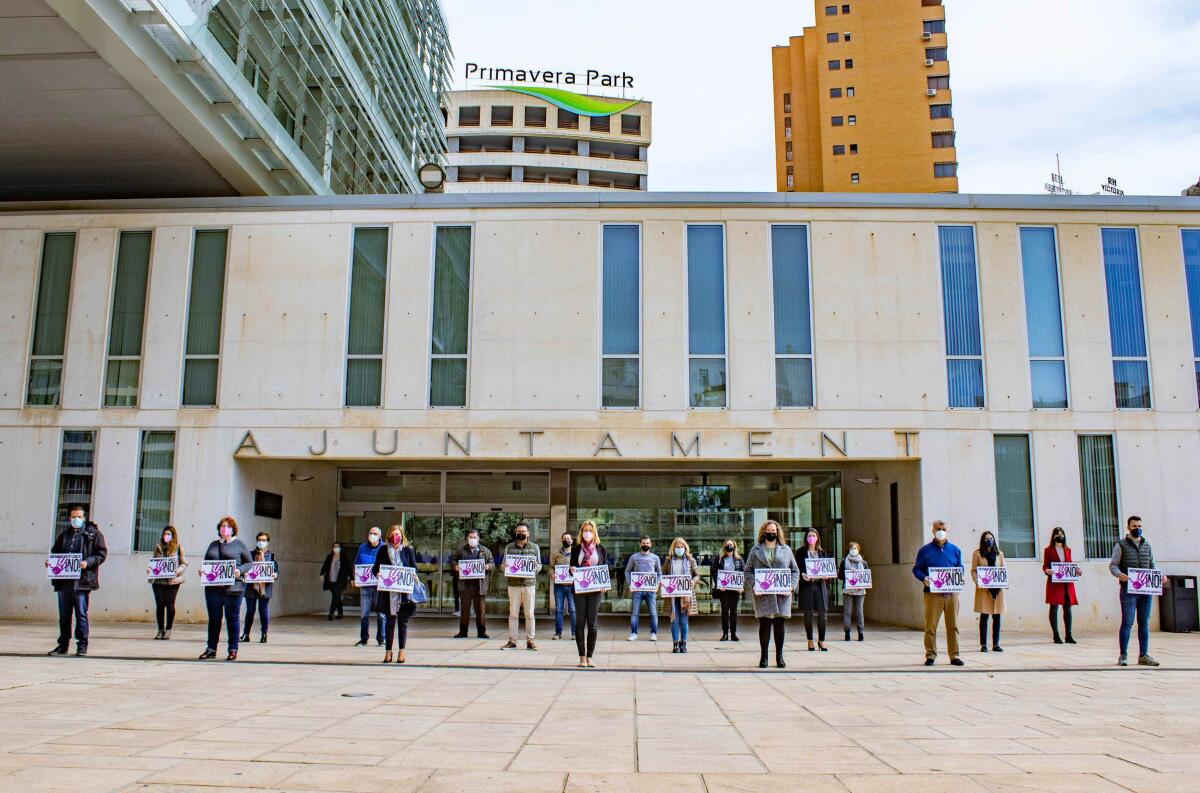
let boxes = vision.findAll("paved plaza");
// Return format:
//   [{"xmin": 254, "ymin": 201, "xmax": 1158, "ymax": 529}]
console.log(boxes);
[{"xmin": 0, "ymin": 616, "xmax": 1197, "ymax": 792}]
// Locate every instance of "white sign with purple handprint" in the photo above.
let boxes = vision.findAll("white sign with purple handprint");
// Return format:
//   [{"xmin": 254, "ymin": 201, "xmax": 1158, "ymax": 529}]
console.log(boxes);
[
  {"xmin": 201, "ymin": 560, "xmax": 236, "ymax": 586},
  {"xmin": 1127, "ymin": 568, "xmax": 1163, "ymax": 596},
  {"xmin": 1050, "ymin": 562, "xmax": 1080, "ymax": 582},
  {"xmin": 147, "ymin": 556, "xmax": 178, "ymax": 579},
  {"xmin": 844, "ymin": 568, "xmax": 872, "ymax": 590},
  {"xmin": 354, "ymin": 564, "xmax": 377, "ymax": 587},
  {"xmin": 553, "ymin": 564, "xmax": 572, "ymax": 584},
  {"xmin": 754, "ymin": 568, "xmax": 793, "ymax": 595},
  {"xmin": 377, "ymin": 565, "xmax": 417, "ymax": 593},
  {"xmin": 975, "ymin": 566, "xmax": 1009, "ymax": 589},
  {"xmin": 245, "ymin": 561, "xmax": 276, "ymax": 583},
  {"xmin": 928, "ymin": 566, "xmax": 965, "ymax": 593},
  {"xmin": 573, "ymin": 565, "xmax": 611, "ymax": 594},
  {"xmin": 459, "ymin": 558, "xmax": 486, "ymax": 580},
  {"xmin": 504, "ymin": 555, "xmax": 538, "ymax": 578},
  {"xmin": 630, "ymin": 571, "xmax": 659, "ymax": 592},
  {"xmin": 804, "ymin": 557, "xmax": 838, "ymax": 579},
  {"xmin": 46, "ymin": 553, "xmax": 82, "ymax": 580},
  {"xmin": 660, "ymin": 574, "xmax": 693, "ymax": 598},
  {"xmin": 715, "ymin": 570, "xmax": 744, "ymax": 591}
]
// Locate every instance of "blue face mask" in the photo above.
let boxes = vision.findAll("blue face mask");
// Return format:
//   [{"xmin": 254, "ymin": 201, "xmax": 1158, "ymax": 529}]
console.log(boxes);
[
  {"xmin": 1130, "ymin": 528, "xmax": 1142, "ymax": 538},
  {"xmin": 984, "ymin": 538, "xmax": 994, "ymax": 548},
  {"xmin": 673, "ymin": 547, "xmax": 684, "ymax": 557}
]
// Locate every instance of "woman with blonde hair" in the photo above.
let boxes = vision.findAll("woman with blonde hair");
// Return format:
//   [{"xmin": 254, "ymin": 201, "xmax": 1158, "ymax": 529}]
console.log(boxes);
[
  {"xmin": 569, "ymin": 519, "xmax": 609, "ymax": 667},
  {"xmin": 150, "ymin": 525, "xmax": 187, "ymax": 640},
  {"xmin": 665, "ymin": 537, "xmax": 700, "ymax": 653},
  {"xmin": 743, "ymin": 519, "xmax": 800, "ymax": 668},
  {"xmin": 712, "ymin": 537, "xmax": 744, "ymax": 642},
  {"xmin": 371, "ymin": 524, "xmax": 418, "ymax": 663},
  {"xmin": 840, "ymin": 540, "xmax": 867, "ymax": 641}
]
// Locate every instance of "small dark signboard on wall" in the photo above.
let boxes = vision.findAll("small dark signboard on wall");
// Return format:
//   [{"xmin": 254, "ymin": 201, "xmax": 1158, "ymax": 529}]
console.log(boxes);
[{"xmin": 254, "ymin": 490, "xmax": 283, "ymax": 520}]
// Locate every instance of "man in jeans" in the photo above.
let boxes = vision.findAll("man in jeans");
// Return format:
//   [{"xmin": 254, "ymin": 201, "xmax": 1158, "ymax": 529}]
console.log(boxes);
[
  {"xmin": 549, "ymin": 531, "xmax": 576, "ymax": 640},
  {"xmin": 502, "ymin": 522, "xmax": 541, "ymax": 650},
  {"xmin": 912, "ymin": 520, "xmax": 964, "ymax": 667},
  {"xmin": 47, "ymin": 505, "xmax": 108, "ymax": 657},
  {"xmin": 626, "ymin": 536, "xmax": 662, "ymax": 641},
  {"xmin": 354, "ymin": 527, "xmax": 386, "ymax": 646},
  {"xmin": 1109, "ymin": 515, "xmax": 1167, "ymax": 667}
]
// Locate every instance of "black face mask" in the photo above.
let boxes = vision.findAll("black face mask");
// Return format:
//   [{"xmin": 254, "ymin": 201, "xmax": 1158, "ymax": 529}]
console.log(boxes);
[
  {"xmin": 516, "ymin": 534, "xmax": 528, "ymax": 542},
  {"xmin": 725, "ymin": 544, "xmax": 735, "ymax": 552},
  {"xmin": 562, "ymin": 540, "xmax": 572, "ymax": 548},
  {"xmin": 1053, "ymin": 535, "xmax": 1064, "ymax": 544},
  {"xmin": 763, "ymin": 533, "xmax": 778, "ymax": 543},
  {"xmin": 641, "ymin": 544, "xmax": 651, "ymax": 552}
]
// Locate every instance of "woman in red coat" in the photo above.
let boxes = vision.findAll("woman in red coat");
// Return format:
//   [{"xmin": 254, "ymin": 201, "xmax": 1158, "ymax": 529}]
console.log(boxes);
[{"xmin": 1043, "ymin": 527, "xmax": 1080, "ymax": 644}]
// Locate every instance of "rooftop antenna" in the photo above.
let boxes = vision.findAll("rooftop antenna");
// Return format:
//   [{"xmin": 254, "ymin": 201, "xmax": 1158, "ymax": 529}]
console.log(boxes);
[{"xmin": 1044, "ymin": 153, "xmax": 1073, "ymax": 195}]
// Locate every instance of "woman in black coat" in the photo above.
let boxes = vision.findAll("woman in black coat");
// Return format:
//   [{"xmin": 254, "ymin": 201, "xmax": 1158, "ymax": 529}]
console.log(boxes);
[
  {"xmin": 797, "ymin": 528, "xmax": 833, "ymax": 652},
  {"xmin": 371, "ymin": 525, "xmax": 419, "ymax": 663},
  {"xmin": 712, "ymin": 538, "xmax": 745, "ymax": 642},
  {"xmin": 568, "ymin": 520, "xmax": 609, "ymax": 668},
  {"xmin": 318, "ymin": 542, "xmax": 350, "ymax": 620}
]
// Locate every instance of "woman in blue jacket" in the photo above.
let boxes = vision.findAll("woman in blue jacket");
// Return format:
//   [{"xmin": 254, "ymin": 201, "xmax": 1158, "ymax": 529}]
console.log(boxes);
[
  {"xmin": 372, "ymin": 524, "xmax": 418, "ymax": 664},
  {"xmin": 241, "ymin": 531, "xmax": 279, "ymax": 644}
]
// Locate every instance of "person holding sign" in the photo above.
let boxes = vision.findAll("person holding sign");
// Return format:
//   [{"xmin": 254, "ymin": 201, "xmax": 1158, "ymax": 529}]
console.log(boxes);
[
  {"xmin": 354, "ymin": 527, "xmax": 387, "ymax": 646},
  {"xmin": 625, "ymin": 535, "xmax": 662, "ymax": 642},
  {"xmin": 665, "ymin": 538, "xmax": 700, "ymax": 654},
  {"xmin": 451, "ymin": 528, "xmax": 494, "ymax": 639},
  {"xmin": 1109, "ymin": 516, "xmax": 1166, "ymax": 667},
  {"xmin": 840, "ymin": 541, "xmax": 867, "ymax": 642},
  {"xmin": 149, "ymin": 525, "xmax": 186, "ymax": 641},
  {"xmin": 970, "ymin": 531, "xmax": 1006, "ymax": 653},
  {"xmin": 319, "ymin": 542, "xmax": 350, "ymax": 620},
  {"xmin": 241, "ymin": 532, "xmax": 279, "ymax": 644},
  {"xmin": 46, "ymin": 505, "xmax": 108, "ymax": 657},
  {"xmin": 502, "ymin": 522, "xmax": 542, "ymax": 650},
  {"xmin": 744, "ymin": 520, "xmax": 800, "ymax": 669},
  {"xmin": 1042, "ymin": 527, "xmax": 1079, "ymax": 644},
  {"xmin": 373, "ymin": 524, "xmax": 418, "ymax": 663},
  {"xmin": 798, "ymin": 528, "xmax": 834, "ymax": 652},
  {"xmin": 570, "ymin": 520, "xmax": 609, "ymax": 667},
  {"xmin": 912, "ymin": 520, "xmax": 965, "ymax": 667},
  {"xmin": 550, "ymin": 531, "xmax": 576, "ymax": 641},
  {"xmin": 198, "ymin": 516, "xmax": 253, "ymax": 661},
  {"xmin": 712, "ymin": 539, "xmax": 744, "ymax": 642}
]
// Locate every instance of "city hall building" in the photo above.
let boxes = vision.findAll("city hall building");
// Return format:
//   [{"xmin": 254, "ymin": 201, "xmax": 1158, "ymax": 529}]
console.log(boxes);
[{"xmin": 2, "ymin": 192, "xmax": 1198, "ymax": 632}]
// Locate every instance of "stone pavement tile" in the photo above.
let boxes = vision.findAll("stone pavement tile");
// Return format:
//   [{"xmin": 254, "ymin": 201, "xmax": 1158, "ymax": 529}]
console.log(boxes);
[
  {"xmin": 565, "ymin": 772, "xmax": 707, "ymax": 793},
  {"xmin": 756, "ymin": 747, "xmax": 893, "ymax": 775},
  {"xmin": 873, "ymin": 753, "xmax": 1021, "ymax": 774},
  {"xmin": 838, "ymin": 774, "xmax": 989, "ymax": 793},
  {"xmin": 704, "ymin": 773, "xmax": 851, "ymax": 793},
  {"xmin": 731, "ymin": 724, "xmax": 852, "ymax": 748},
  {"xmin": 402, "ymin": 720, "xmax": 534, "ymax": 751},
  {"xmin": 968, "ymin": 773, "xmax": 1130, "ymax": 792},
  {"xmin": 274, "ymin": 764, "xmax": 431, "ymax": 792},
  {"xmin": 141, "ymin": 760, "xmax": 306, "ymax": 788},
  {"xmin": 848, "ymin": 738, "xmax": 926, "ymax": 755},
  {"xmin": 416, "ymin": 770, "xmax": 565, "ymax": 793},
  {"xmin": 144, "ymin": 739, "xmax": 274, "ymax": 761},
  {"xmin": 1109, "ymin": 752, "xmax": 1200, "ymax": 772},
  {"xmin": 635, "ymin": 750, "xmax": 765, "ymax": 774},
  {"xmin": 255, "ymin": 750, "xmax": 392, "ymax": 766},
  {"xmin": 381, "ymin": 747, "xmax": 515, "ymax": 770},
  {"xmin": 1099, "ymin": 770, "xmax": 1197, "ymax": 790},
  {"xmin": 637, "ymin": 725, "xmax": 746, "ymax": 749},
  {"xmin": 997, "ymin": 753, "xmax": 1144, "ymax": 774},
  {"xmin": 907, "ymin": 738, "xmax": 1036, "ymax": 755},
  {"xmin": 510, "ymin": 743, "xmax": 637, "ymax": 772},
  {"xmin": 39, "ymin": 727, "xmax": 191, "ymax": 748},
  {"xmin": 270, "ymin": 735, "xmax": 391, "ymax": 757},
  {"xmin": 445, "ymin": 701, "xmax": 552, "ymax": 724},
  {"xmin": 21, "ymin": 740, "xmax": 152, "ymax": 757},
  {"xmin": 5, "ymin": 765, "xmax": 151, "ymax": 792}
]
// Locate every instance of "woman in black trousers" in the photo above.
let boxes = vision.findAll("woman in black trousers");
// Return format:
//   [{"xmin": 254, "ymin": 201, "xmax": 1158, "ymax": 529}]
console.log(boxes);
[
  {"xmin": 569, "ymin": 520, "xmax": 608, "ymax": 668},
  {"xmin": 798, "ymin": 528, "xmax": 832, "ymax": 652},
  {"xmin": 149, "ymin": 525, "xmax": 187, "ymax": 640},
  {"xmin": 713, "ymin": 538, "xmax": 744, "ymax": 641},
  {"xmin": 373, "ymin": 524, "xmax": 418, "ymax": 663}
]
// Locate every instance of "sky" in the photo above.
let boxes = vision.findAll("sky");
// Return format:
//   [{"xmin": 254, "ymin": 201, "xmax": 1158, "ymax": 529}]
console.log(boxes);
[{"xmin": 441, "ymin": 0, "xmax": 1200, "ymax": 196}]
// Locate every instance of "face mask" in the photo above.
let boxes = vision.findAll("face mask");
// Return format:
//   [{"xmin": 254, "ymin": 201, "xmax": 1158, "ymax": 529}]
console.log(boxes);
[
  {"xmin": 369, "ymin": 533, "xmax": 381, "ymax": 546},
  {"xmin": 70, "ymin": 517, "xmax": 84, "ymax": 530},
  {"xmin": 725, "ymin": 544, "xmax": 734, "ymax": 552},
  {"xmin": 849, "ymin": 548, "xmax": 860, "ymax": 558},
  {"xmin": 1053, "ymin": 535, "xmax": 1064, "ymax": 544},
  {"xmin": 1130, "ymin": 528, "xmax": 1142, "ymax": 538},
  {"xmin": 673, "ymin": 547, "xmax": 684, "ymax": 557},
  {"xmin": 582, "ymin": 531, "xmax": 593, "ymax": 542},
  {"xmin": 983, "ymin": 538, "xmax": 994, "ymax": 548},
  {"xmin": 516, "ymin": 533, "xmax": 528, "ymax": 542},
  {"xmin": 641, "ymin": 544, "xmax": 652, "ymax": 552},
  {"xmin": 563, "ymin": 539, "xmax": 572, "ymax": 548},
  {"xmin": 219, "ymin": 525, "xmax": 232, "ymax": 539},
  {"xmin": 257, "ymin": 540, "xmax": 268, "ymax": 550},
  {"xmin": 934, "ymin": 530, "xmax": 947, "ymax": 543},
  {"xmin": 390, "ymin": 536, "xmax": 401, "ymax": 547},
  {"xmin": 468, "ymin": 537, "xmax": 479, "ymax": 548},
  {"xmin": 333, "ymin": 546, "xmax": 341, "ymax": 554},
  {"xmin": 763, "ymin": 533, "xmax": 778, "ymax": 543},
  {"xmin": 162, "ymin": 533, "xmax": 173, "ymax": 544},
  {"xmin": 806, "ymin": 535, "xmax": 818, "ymax": 546}
]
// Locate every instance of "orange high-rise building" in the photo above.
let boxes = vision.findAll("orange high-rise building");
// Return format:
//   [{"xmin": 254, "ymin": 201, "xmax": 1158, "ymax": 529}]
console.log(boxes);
[{"xmin": 772, "ymin": 0, "xmax": 958, "ymax": 193}]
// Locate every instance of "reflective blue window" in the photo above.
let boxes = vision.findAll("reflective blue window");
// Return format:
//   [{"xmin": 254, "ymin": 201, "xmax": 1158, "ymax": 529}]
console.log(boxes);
[
  {"xmin": 687, "ymin": 226, "xmax": 726, "ymax": 407},
  {"xmin": 938, "ymin": 226, "xmax": 985, "ymax": 407},
  {"xmin": 1101, "ymin": 228, "xmax": 1150, "ymax": 409},
  {"xmin": 1020, "ymin": 228, "xmax": 1068, "ymax": 408},
  {"xmin": 771, "ymin": 226, "xmax": 814, "ymax": 407},
  {"xmin": 1183, "ymin": 229, "xmax": 1200, "ymax": 407},
  {"xmin": 602, "ymin": 225, "xmax": 640, "ymax": 408}
]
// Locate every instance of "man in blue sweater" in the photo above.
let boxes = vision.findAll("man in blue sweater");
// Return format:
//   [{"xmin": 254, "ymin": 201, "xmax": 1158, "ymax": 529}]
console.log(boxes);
[
  {"xmin": 912, "ymin": 520, "xmax": 965, "ymax": 667},
  {"xmin": 354, "ymin": 527, "xmax": 387, "ymax": 647}
]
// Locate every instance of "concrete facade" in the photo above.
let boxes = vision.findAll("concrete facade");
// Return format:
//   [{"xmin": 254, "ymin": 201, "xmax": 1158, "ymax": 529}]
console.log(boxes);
[{"xmin": 1, "ymin": 192, "xmax": 1197, "ymax": 631}]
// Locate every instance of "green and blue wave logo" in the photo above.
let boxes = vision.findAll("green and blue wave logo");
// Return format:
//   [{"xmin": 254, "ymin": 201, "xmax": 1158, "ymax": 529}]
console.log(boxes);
[{"xmin": 489, "ymin": 85, "xmax": 640, "ymax": 117}]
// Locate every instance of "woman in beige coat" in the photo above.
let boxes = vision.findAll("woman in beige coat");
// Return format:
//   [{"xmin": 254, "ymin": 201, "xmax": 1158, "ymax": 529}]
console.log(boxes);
[{"xmin": 970, "ymin": 531, "xmax": 1006, "ymax": 653}]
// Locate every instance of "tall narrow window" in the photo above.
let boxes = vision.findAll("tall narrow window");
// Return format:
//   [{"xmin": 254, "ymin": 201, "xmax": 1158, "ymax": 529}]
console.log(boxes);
[
  {"xmin": 939, "ymin": 226, "xmax": 984, "ymax": 407},
  {"xmin": 994, "ymin": 434, "xmax": 1034, "ymax": 558},
  {"xmin": 27, "ymin": 232, "xmax": 76, "ymax": 406},
  {"xmin": 54, "ymin": 429, "xmax": 95, "ymax": 536},
  {"xmin": 1020, "ymin": 227, "xmax": 1067, "ymax": 408},
  {"xmin": 182, "ymin": 230, "xmax": 228, "ymax": 407},
  {"xmin": 345, "ymin": 228, "xmax": 388, "ymax": 407},
  {"xmin": 1101, "ymin": 228, "xmax": 1150, "ymax": 409},
  {"xmin": 687, "ymin": 225, "xmax": 727, "ymax": 408},
  {"xmin": 1078, "ymin": 434, "xmax": 1118, "ymax": 559},
  {"xmin": 1181, "ymin": 229, "xmax": 1200, "ymax": 407},
  {"xmin": 104, "ymin": 231, "xmax": 152, "ymax": 407},
  {"xmin": 601, "ymin": 225, "xmax": 640, "ymax": 408},
  {"xmin": 430, "ymin": 226, "xmax": 472, "ymax": 407},
  {"xmin": 772, "ymin": 226, "xmax": 814, "ymax": 407},
  {"xmin": 134, "ymin": 430, "xmax": 175, "ymax": 552}
]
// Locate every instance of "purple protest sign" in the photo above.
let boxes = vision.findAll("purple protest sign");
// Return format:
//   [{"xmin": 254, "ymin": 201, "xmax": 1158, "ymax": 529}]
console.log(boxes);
[
  {"xmin": 715, "ymin": 570, "xmax": 745, "ymax": 591},
  {"xmin": 147, "ymin": 556, "xmax": 178, "ymax": 579},
  {"xmin": 630, "ymin": 571, "xmax": 659, "ymax": 592},
  {"xmin": 844, "ymin": 568, "xmax": 872, "ymax": 590},
  {"xmin": 1050, "ymin": 562, "xmax": 1080, "ymax": 582},
  {"xmin": 504, "ymin": 555, "xmax": 537, "ymax": 578},
  {"xmin": 553, "ymin": 564, "xmax": 572, "ymax": 584},
  {"xmin": 201, "ymin": 560, "xmax": 236, "ymax": 586},
  {"xmin": 928, "ymin": 566, "xmax": 965, "ymax": 594},
  {"xmin": 244, "ymin": 561, "xmax": 276, "ymax": 583},
  {"xmin": 459, "ymin": 558, "xmax": 486, "ymax": 580},
  {"xmin": 354, "ymin": 564, "xmax": 377, "ymax": 587},
  {"xmin": 975, "ymin": 566, "xmax": 1009, "ymax": 589},
  {"xmin": 1127, "ymin": 568, "xmax": 1163, "ymax": 596},
  {"xmin": 46, "ymin": 553, "xmax": 81, "ymax": 580},
  {"xmin": 804, "ymin": 557, "xmax": 837, "ymax": 579},
  {"xmin": 754, "ymin": 568, "xmax": 793, "ymax": 595},
  {"xmin": 660, "ymin": 574, "xmax": 693, "ymax": 598},
  {"xmin": 573, "ymin": 565, "xmax": 611, "ymax": 594},
  {"xmin": 377, "ymin": 565, "xmax": 416, "ymax": 593}
]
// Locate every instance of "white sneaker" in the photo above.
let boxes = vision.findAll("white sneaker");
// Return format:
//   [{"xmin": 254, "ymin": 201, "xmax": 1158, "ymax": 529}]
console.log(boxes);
[
  {"xmin": 452, "ymin": 610, "xmax": 460, "ymax": 617},
  {"xmin": 650, "ymin": 634, "xmax": 658, "ymax": 642},
  {"xmin": 628, "ymin": 633, "xmax": 638, "ymax": 641}
]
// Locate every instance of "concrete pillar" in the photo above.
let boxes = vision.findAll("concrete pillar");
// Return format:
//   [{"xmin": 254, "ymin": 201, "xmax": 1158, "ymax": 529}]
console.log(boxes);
[
  {"xmin": 577, "ymin": 170, "xmax": 589, "ymax": 186},
  {"xmin": 513, "ymin": 136, "xmax": 525, "ymax": 153},
  {"xmin": 550, "ymin": 468, "xmax": 568, "ymax": 541},
  {"xmin": 511, "ymin": 166, "xmax": 524, "ymax": 183},
  {"xmin": 577, "ymin": 140, "xmax": 590, "ymax": 157}
]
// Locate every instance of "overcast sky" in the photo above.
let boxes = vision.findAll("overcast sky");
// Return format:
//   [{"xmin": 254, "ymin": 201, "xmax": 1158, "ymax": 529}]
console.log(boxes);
[{"xmin": 442, "ymin": 0, "xmax": 1200, "ymax": 196}]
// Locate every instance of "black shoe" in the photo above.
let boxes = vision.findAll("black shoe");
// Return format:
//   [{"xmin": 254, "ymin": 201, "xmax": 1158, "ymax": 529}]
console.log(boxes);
[
  {"xmin": 776, "ymin": 654, "xmax": 786, "ymax": 668},
  {"xmin": 981, "ymin": 645, "xmax": 988, "ymax": 652},
  {"xmin": 1065, "ymin": 635, "xmax": 1077, "ymax": 644},
  {"xmin": 759, "ymin": 654, "xmax": 769, "ymax": 668},
  {"xmin": 227, "ymin": 650, "xmax": 238, "ymax": 661},
  {"xmin": 924, "ymin": 658, "xmax": 935, "ymax": 666},
  {"xmin": 731, "ymin": 632, "xmax": 739, "ymax": 641},
  {"xmin": 198, "ymin": 649, "xmax": 217, "ymax": 660},
  {"xmin": 950, "ymin": 658, "xmax": 965, "ymax": 667},
  {"xmin": 819, "ymin": 644, "xmax": 828, "ymax": 652},
  {"xmin": 845, "ymin": 629, "xmax": 851, "ymax": 642},
  {"xmin": 75, "ymin": 646, "xmax": 87, "ymax": 657},
  {"xmin": 260, "ymin": 635, "xmax": 267, "ymax": 644},
  {"xmin": 355, "ymin": 639, "xmax": 368, "ymax": 646},
  {"xmin": 992, "ymin": 645, "xmax": 1003, "ymax": 653},
  {"xmin": 327, "ymin": 615, "xmax": 334, "ymax": 621},
  {"xmin": 1053, "ymin": 634, "xmax": 1064, "ymax": 644},
  {"xmin": 454, "ymin": 631, "xmax": 469, "ymax": 638},
  {"xmin": 720, "ymin": 632, "xmax": 729, "ymax": 641},
  {"xmin": 857, "ymin": 630, "xmax": 864, "ymax": 642},
  {"xmin": 681, "ymin": 641, "xmax": 688, "ymax": 654},
  {"xmin": 240, "ymin": 633, "xmax": 250, "ymax": 643},
  {"xmin": 48, "ymin": 646, "xmax": 68, "ymax": 657},
  {"xmin": 477, "ymin": 633, "xmax": 490, "ymax": 639},
  {"xmin": 672, "ymin": 641, "xmax": 679, "ymax": 654},
  {"xmin": 377, "ymin": 640, "xmax": 384, "ymax": 646}
]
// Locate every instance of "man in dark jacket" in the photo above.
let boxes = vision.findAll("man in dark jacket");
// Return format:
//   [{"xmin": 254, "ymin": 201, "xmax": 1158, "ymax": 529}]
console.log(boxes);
[
  {"xmin": 319, "ymin": 542, "xmax": 350, "ymax": 619},
  {"xmin": 450, "ymin": 528, "xmax": 494, "ymax": 639},
  {"xmin": 47, "ymin": 505, "xmax": 107, "ymax": 656}
]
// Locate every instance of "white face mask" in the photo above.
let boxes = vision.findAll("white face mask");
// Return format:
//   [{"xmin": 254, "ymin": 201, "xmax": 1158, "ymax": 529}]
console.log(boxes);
[
  {"xmin": 333, "ymin": 547, "xmax": 341, "ymax": 555},
  {"xmin": 582, "ymin": 531, "xmax": 594, "ymax": 542},
  {"xmin": 934, "ymin": 530, "xmax": 947, "ymax": 543},
  {"xmin": 673, "ymin": 547, "xmax": 684, "ymax": 557},
  {"xmin": 468, "ymin": 537, "xmax": 479, "ymax": 548},
  {"xmin": 257, "ymin": 540, "xmax": 268, "ymax": 550},
  {"xmin": 369, "ymin": 533, "xmax": 381, "ymax": 546},
  {"xmin": 70, "ymin": 517, "xmax": 85, "ymax": 530},
  {"xmin": 849, "ymin": 548, "xmax": 860, "ymax": 558}
]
